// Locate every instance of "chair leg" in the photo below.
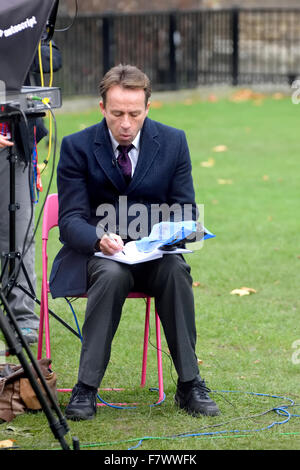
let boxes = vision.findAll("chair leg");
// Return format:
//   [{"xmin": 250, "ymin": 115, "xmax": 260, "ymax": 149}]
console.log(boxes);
[
  {"xmin": 44, "ymin": 290, "xmax": 51, "ymax": 359},
  {"xmin": 155, "ymin": 308, "xmax": 164, "ymax": 403},
  {"xmin": 141, "ymin": 296, "xmax": 151, "ymax": 388},
  {"xmin": 141, "ymin": 297, "xmax": 164, "ymax": 403},
  {"xmin": 37, "ymin": 286, "xmax": 45, "ymax": 360},
  {"xmin": 37, "ymin": 284, "xmax": 51, "ymax": 360}
]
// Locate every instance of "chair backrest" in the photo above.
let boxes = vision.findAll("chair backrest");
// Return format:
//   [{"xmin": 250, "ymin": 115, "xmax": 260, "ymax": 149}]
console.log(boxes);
[{"xmin": 42, "ymin": 193, "xmax": 59, "ymax": 240}]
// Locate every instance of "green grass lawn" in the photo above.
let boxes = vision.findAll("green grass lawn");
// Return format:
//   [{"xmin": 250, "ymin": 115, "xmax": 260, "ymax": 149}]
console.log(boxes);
[{"xmin": 1, "ymin": 90, "xmax": 300, "ymax": 451}]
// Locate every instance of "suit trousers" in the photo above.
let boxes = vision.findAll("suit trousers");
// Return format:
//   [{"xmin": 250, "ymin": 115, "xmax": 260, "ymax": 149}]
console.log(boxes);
[
  {"xmin": 0, "ymin": 148, "xmax": 39, "ymax": 329},
  {"xmin": 78, "ymin": 254, "xmax": 200, "ymax": 388}
]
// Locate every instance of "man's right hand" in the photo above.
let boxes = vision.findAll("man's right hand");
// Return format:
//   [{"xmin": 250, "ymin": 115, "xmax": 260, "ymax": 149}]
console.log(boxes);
[{"xmin": 98, "ymin": 233, "xmax": 124, "ymax": 256}]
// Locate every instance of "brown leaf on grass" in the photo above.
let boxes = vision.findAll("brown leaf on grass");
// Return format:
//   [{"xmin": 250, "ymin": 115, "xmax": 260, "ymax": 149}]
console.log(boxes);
[
  {"xmin": 230, "ymin": 286, "xmax": 257, "ymax": 296},
  {"xmin": 230, "ymin": 289, "xmax": 250, "ymax": 296},
  {"xmin": 201, "ymin": 158, "xmax": 215, "ymax": 167},
  {"xmin": 192, "ymin": 281, "xmax": 203, "ymax": 287},
  {"xmin": 217, "ymin": 178, "xmax": 233, "ymax": 185},
  {"xmin": 240, "ymin": 287, "xmax": 257, "ymax": 293},
  {"xmin": 183, "ymin": 98, "xmax": 194, "ymax": 106},
  {"xmin": 230, "ymin": 89, "xmax": 265, "ymax": 103},
  {"xmin": 197, "ymin": 358, "xmax": 203, "ymax": 364},
  {"xmin": 272, "ymin": 92, "xmax": 284, "ymax": 100},
  {"xmin": 0, "ymin": 440, "xmax": 15, "ymax": 449},
  {"xmin": 151, "ymin": 100, "xmax": 163, "ymax": 109},
  {"xmin": 207, "ymin": 94, "xmax": 218, "ymax": 102},
  {"xmin": 213, "ymin": 145, "xmax": 227, "ymax": 152}
]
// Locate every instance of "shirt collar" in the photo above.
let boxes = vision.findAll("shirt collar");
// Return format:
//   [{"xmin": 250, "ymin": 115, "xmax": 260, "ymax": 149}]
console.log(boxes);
[{"xmin": 108, "ymin": 129, "xmax": 141, "ymax": 153}]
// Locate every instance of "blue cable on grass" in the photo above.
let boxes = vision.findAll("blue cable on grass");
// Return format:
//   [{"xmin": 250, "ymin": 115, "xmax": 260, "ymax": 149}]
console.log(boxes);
[
  {"xmin": 127, "ymin": 391, "xmax": 295, "ymax": 450},
  {"xmin": 64, "ymin": 297, "xmax": 166, "ymax": 410}
]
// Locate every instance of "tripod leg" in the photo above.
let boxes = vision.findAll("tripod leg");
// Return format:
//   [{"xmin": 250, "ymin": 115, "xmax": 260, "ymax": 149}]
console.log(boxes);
[{"xmin": 0, "ymin": 294, "xmax": 71, "ymax": 450}]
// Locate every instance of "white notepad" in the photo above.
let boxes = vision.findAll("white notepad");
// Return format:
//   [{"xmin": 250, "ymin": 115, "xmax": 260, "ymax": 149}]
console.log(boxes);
[{"xmin": 95, "ymin": 241, "xmax": 191, "ymax": 265}]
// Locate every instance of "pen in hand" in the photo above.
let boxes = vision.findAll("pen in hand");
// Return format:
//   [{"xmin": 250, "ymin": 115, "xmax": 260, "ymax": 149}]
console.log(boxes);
[{"xmin": 99, "ymin": 224, "xmax": 125, "ymax": 255}]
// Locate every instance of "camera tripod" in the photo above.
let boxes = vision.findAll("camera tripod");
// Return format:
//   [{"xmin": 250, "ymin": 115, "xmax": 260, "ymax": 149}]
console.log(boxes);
[{"xmin": 0, "ymin": 109, "xmax": 77, "ymax": 450}]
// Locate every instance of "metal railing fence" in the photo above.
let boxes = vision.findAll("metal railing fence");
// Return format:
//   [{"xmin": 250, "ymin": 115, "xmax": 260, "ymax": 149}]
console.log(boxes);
[{"xmin": 52, "ymin": 8, "xmax": 300, "ymax": 95}]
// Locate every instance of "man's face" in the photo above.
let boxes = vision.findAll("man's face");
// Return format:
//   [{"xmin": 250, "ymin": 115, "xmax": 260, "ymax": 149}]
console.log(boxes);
[{"xmin": 99, "ymin": 85, "xmax": 150, "ymax": 146}]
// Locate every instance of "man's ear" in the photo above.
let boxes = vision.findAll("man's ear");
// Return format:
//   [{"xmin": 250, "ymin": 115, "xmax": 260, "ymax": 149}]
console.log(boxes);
[
  {"xmin": 99, "ymin": 100, "xmax": 105, "ymax": 116},
  {"xmin": 146, "ymin": 100, "xmax": 150, "ymax": 115}
]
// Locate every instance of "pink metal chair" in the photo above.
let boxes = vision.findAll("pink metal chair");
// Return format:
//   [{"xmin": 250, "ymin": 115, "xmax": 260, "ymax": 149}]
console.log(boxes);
[{"xmin": 37, "ymin": 193, "xmax": 164, "ymax": 404}]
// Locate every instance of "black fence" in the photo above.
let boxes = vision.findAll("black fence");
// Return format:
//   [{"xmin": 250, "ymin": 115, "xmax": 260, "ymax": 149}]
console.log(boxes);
[{"xmin": 52, "ymin": 8, "xmax": 300, "ymax": 96}]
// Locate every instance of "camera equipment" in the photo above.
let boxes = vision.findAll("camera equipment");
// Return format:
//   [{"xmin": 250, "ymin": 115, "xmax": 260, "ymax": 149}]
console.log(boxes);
[
  {"xmin": 0, "ymin": 0, "xmax": 58, "ymax": 94},
  {"xmin": 0, "ymin": 86, "xmax": 62, "ymax": 116},
  {"xmin": 0, "ymin": 0, "xmax": 75, "ymax": 450}
]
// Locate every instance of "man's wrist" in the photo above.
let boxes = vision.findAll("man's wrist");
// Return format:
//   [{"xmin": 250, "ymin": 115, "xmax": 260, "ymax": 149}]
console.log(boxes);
[{"xmin": 94, "ymin": 239, "xmax": 100, "ymax": 252}]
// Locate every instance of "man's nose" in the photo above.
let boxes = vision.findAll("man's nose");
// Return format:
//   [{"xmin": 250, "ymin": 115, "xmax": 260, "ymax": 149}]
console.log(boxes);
[{"xmin": 121, "ymin": 115, "xmax": 131, "ymax": 129}]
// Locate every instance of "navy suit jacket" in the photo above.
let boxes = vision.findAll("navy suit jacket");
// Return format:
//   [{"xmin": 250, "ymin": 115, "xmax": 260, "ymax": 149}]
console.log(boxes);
[{"xmin": 49, "ymin": 117, "xmax": 196, "ymax": 298}]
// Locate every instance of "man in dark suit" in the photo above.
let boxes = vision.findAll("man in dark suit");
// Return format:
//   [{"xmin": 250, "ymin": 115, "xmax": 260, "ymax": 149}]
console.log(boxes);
[{"xmin": 50, "ymin": 64, "xmax": 220, "ymax": 420}]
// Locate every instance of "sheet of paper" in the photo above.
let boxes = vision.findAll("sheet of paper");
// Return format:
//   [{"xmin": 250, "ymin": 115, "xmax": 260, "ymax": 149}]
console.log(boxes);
[{"xmin": 95, "ymin": 241, "xmax": 192, "ymax": 265}]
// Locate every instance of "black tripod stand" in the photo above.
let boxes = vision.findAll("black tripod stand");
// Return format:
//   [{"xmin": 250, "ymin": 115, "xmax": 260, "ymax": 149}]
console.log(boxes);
[{"xmin": 0, "ymin": 108, "xmax": 76, "ymax": 450}]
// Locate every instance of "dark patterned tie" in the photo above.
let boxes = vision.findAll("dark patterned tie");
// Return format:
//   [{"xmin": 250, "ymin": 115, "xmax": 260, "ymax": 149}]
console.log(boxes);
[{"xmin": 117, "ymin": 144, "xmax": 133, "ymax": 183}]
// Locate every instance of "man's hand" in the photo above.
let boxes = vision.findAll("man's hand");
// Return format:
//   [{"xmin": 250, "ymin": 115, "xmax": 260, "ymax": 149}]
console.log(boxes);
[
  {"xmin": 0, "ymin": 135, "xmax": 14, "ymax": 149},
  {"xmin": 99, "ymin": 233, "xmax": 124, "ymax": 256}
]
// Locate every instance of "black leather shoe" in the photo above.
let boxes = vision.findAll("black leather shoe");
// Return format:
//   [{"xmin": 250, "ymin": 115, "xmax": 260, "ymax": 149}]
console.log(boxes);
[
  {"xmin": 175, "ymin": 375, "xmax": 220, "ymax": 417},
  {"xmin": 65, "ymin": 383, "xmax": 97, "ymax": 421}
]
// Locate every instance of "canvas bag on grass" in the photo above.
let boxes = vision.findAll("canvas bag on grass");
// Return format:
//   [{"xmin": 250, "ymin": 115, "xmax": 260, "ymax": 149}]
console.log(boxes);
[{"xmin": 0, "ymin": 358, "xmax": 57, "ymax": 422}]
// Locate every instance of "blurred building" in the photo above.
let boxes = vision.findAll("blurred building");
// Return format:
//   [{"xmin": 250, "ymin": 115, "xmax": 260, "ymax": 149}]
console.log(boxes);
[
  {"xmin": 59, "ymin": 0, "xmax": 300, "ymax": 16},
  {"xmin": 54, "ymin": 1, "xmax": 300, "ymax": 95}
]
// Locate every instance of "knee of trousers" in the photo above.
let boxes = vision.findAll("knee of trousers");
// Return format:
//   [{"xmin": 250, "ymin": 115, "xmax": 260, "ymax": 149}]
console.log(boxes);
[
  {"xmin": 152, "ymin": 255, "xmax": 193, "ymax": 289},
  {"xmin": 88, "ymin": 258, "xmax": 134, "ymax": 294}
]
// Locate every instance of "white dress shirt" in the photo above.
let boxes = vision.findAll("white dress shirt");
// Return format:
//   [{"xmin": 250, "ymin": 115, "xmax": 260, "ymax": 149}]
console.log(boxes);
[{"xmin": 108, "ymin": 129, "xmax": 141, "ymax": 177}]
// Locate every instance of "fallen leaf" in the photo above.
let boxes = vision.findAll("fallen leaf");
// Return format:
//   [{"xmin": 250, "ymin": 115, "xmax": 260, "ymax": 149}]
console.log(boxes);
[
  {"xmin": 0, "ymin": 440, "xmax": 15, "ymax": 449},
  {"xmin": 230, "ymin": 289, "xmax": 250, "ymax": 296},
  {"xmin": 230, "ymin": 89, "xmax": 266, "ymax": 103},
  {"xmin": 192, "ymin": 282, "xmax": 203, "ymax": 287},
  {"xmin": 197, "ymin": 358, "xmax": 203, "ymax": 364},
  {"xmin": 213, "ymin": 145, "xmax": 227, "ymax": 152},
  {"xmin": 272, "ymin": 92, "xmax": 284, "ymax": 100},
  {"xmin": 240, "ymin": 287, "xmax": 257, "ymax": 293},
  {"xmin": 207, "ymin": 94, "xmax": 218, "ymax": 102},
  {"xmin": 263, "ymin": 175, "xmax": 270, "ymax": 181},
  {"xmin": 230, "ymin": 286, "xmax": 257, "ymax": 296},
  {"xmin": 217, "ymin": 178, "xmax": 233, "ymax": 185},
  {"xmin": 201, "ymin": 158, "xmax": 215, "ymax": 167},
  {"xmin": 150, "ymin": 100, "xmax": 163, "ymax": 109},
  {"xmin": 183, "ymin": 98, "xmax": 194, "ymax": 105}
]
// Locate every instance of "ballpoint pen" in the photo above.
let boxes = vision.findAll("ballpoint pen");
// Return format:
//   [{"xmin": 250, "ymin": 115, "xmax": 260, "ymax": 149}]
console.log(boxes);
[{"xmin": 99, "ymin": 224, "xmax": 126, "ymax": 255}]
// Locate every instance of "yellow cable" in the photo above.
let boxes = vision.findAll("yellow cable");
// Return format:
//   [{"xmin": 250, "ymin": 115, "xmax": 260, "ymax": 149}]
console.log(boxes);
[
  {"xmin": 38, "ymin": 40, "xmax": 54, "ymax": 172},
  {"xmin": 38, "ymin": 41, "xmax": 44, "ymax": 87},
  {"xmin": 38, "ymin": 100, "xmax": 52, "ymax": 173},
  {"xmin": 48, "ymin": 41, "xmax": 53, "ymax": 87}
]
